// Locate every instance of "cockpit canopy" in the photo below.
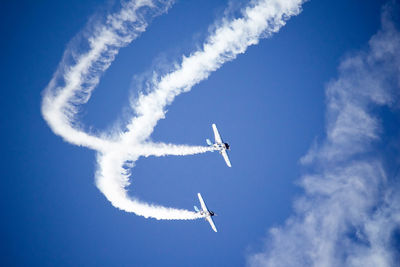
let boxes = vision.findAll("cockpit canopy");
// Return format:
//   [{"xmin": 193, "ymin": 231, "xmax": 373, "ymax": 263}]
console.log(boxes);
[{"xmin": 224, "ymin": 143, "xmax": 230, "ymax": 150}]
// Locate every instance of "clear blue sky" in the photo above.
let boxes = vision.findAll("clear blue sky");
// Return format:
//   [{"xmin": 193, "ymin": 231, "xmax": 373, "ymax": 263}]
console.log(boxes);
[{"xmin": 1, "ymin": 0, "xmax": 398, "ymax": 266}]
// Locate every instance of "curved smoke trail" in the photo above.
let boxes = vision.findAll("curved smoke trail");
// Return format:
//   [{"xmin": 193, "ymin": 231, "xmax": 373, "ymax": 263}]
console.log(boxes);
[{"xmin": 42, "ymin": 0, "xmax": 304, "ymax": 220}]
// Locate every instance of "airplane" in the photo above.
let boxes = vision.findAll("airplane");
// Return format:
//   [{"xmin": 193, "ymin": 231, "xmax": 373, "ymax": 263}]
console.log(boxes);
[
  {"xmin": 206, "ymin": 123, "xmax": 232, "ymax": 167},
  {"xmin": 194, "ymin": 193, "xmax": 217, "ymax": 232}
]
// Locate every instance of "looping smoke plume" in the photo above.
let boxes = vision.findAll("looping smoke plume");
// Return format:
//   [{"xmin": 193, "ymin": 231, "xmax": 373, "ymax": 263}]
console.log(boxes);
[{"xmin": 42, "ymin": 0, "xmax": 304, "ymax": 220}]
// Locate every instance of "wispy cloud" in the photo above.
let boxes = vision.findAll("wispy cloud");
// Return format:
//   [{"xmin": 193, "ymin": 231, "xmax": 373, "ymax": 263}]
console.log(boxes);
[
  {"xmin": 248, "ymin": 3, "xmax": 400, "ymax": 266},
  {"xmin": 42, "ymin": 0, "xmax": 305, "ymax": 220}
]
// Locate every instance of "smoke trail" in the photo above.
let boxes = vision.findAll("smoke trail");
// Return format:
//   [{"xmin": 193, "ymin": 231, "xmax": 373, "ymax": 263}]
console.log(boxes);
[
  {"xmin": 42, "ymin": 0, "xmax": 173, "ymax": 151},
  {"xmin": 96, "ymin": 0, "xmax": 305, "ymax": 219},
  {"xmin": 42, "ymin": 0, "xmax": 305, "ymax": 220},
  {"xmin": 136, "ymin": 143, "xmax": 216, "ymax": 158},
  {"xmin": 122, "ymin": 0, "xmax": 305, "ymax": 144}
]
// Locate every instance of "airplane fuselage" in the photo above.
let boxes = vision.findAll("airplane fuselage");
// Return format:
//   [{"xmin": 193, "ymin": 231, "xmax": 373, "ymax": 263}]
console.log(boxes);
[
  {"xmin": 213, "ymin": 142, "xmax": 230, "ymax": 151},
  {"xmin": 198, "ymin": 210, "xmax": 214, "ymax": 217}
]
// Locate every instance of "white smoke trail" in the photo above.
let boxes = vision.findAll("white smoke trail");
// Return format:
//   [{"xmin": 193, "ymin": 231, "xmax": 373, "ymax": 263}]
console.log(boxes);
[
  {"xmin": 96, "ymin": 150, "xmax": 203, "ymax": 220},
  {"xmin": 122, "ymin": 0, "xmax": 305, "ymax": 144},
  {"xmin": 42, "ymin": 0, "xmax": 305, "ymax": 220},
  {"xmin": 42, "ymin": 0, "xmax": 173, "ymax": 151},
  {"xmin": 136, "ymin": 143, "xmax": 216, "ymax": 158}
]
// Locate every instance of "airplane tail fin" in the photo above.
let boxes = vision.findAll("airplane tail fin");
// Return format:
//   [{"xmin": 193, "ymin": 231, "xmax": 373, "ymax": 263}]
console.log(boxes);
[{"xmin": 206, "ymin": 139, "xmax": 212, "ymax": 146}]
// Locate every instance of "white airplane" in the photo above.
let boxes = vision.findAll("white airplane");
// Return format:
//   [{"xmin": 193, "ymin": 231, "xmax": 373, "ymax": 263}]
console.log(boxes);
[
  {"xmin": 194, "ymin": 193, "xmax": 217, "ymax": 232},
  {"xmin": 206, "ymin": 123, "xmax": 232, "ymax": 167}
]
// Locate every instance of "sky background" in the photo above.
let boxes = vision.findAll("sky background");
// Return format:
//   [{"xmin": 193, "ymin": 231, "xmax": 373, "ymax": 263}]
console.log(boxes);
[{"xmin": 1, "ymin": 0, "xmax": 398, "ymax": 266}]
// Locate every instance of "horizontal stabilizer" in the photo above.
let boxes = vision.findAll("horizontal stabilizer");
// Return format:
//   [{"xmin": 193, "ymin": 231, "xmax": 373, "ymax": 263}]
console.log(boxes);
[
  {"xmin": 206, "ymin": 139, "xmax": 213, "ymax": 146},
  {"xmin": 194, "ymin": 205, "xmax": 199, "ymax": 212}
]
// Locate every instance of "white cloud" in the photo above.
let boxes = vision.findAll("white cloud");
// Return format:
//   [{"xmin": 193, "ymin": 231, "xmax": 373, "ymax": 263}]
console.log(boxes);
[{"xmin": 248, "ymin": 4, "xmax": 400, "ymax": 267}]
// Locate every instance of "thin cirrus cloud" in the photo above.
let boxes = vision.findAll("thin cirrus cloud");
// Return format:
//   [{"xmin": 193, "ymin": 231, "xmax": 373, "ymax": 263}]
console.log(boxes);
[
  {"xmin": 248, "ymin": 4, "xmax": 400, "ymax": 267},
  {"xmin": 42, "ymin": 0, "xmax": 305, "ymax": 220}
]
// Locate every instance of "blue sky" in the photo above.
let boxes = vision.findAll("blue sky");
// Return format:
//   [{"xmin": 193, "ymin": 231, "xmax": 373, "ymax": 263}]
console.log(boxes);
[{"xmin": 1, "ymin": 0, "xmax": 399, "ymax": 266}]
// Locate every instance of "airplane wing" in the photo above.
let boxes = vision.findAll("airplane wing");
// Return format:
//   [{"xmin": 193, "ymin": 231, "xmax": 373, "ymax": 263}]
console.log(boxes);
[
  {"xmin": 197, "ymin": 193, "xmax": 208, "ymax": 212},
  {"xmin": 206, "ymin": 216, "xmax": 218, "ymax": 232},
  {"xmin": 221, "ymin": 150, "xmax": 232, "ymax": 167},
  {"xmin": 212, "ymin": 124, "xmax": 223, "ymax": 144}
]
